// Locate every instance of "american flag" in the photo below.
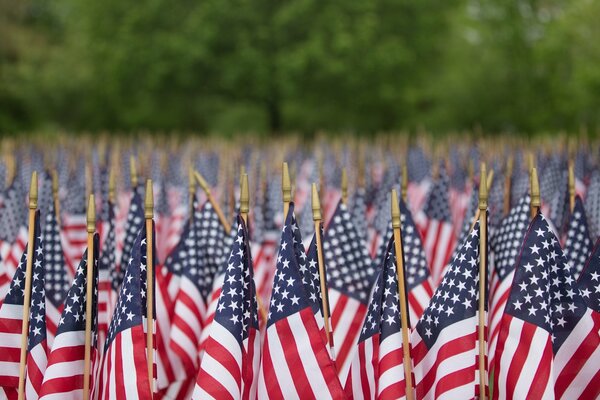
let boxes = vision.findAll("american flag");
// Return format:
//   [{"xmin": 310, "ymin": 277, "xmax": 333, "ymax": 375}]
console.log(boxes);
[
  {"xmin": 96, "ymin": 223, "xmax": 156, "ymax": 399},
  {"xmin": 492, "ymin": 213, "xmax": 600, "ymax": 399},
  {"xmin": 0, "ymin": 211, "xmax": 47, "ymax": 399},
  {"xmin": 192, "ymin": 216, "xmax": 260, "ymax": 399},
  {"xmin": 61, "ymin": 170, "xmax": 88, "ymax": 278},
  {"xmin": 415, "ymin": 165, "xmax": 456, "ymax": 283},
  {"xmin": 323, "ymin": 201, "xmax": 374, "ymax": 381},
  {"xmin": 344, "ymin": 236, "xmax": 407, "ymax": 400},
  {"xmin": 373, "ymin": 199, "xmax": 434, "ymax": 329},
  {"xmin": 564, "ymin": 195, "xmax": 594, "ymax": 279},
  {"xmin": 411, "ymin": 219, "xmax": 485, "ymax": 399},
  {"xmin": 585, "ymin": 170, "xmax": 600, "ymax": 239},
  {"xmin": 0, "ymin": 182, "xmax": 28, "ymax": 306},
  {"xmin": 114, "ymin": 186, "xmax": 144, "ymax": 292},
  {"xmin": 39, "ymin": 238, "xmax": 100, "ymax": 399},
  {"xmin": 154, "ymin": 200, "xmax": 190, "ymax": 396},
  {"xmin": 97, "ymin": 200, "xmax": 116, "ymax": 351},
  {"xmin": 170, "ymin": 201, "xmax": 228, "ymax": 378},
  {"xmin": 257, "ymin": 204, "xmax": 344, "ymax": 399},
  {"xmin": 42, "ymin": 200, "xmax": 70, "ymax": 348},
  {"xmin": 488, "ymin": 195, "xmax": 530, "ymax": 370}
]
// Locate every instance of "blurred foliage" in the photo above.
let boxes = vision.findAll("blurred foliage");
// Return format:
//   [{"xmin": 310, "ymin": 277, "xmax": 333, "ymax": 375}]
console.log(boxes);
[{"xmin": 1, "ymin": 0, "xmax": 600, "ymax": 134}]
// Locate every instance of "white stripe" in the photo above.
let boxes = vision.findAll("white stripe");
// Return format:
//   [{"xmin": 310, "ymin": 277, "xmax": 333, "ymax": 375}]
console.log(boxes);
[
  {"xmin": 42, "ymin": 359, "xmax": 83, "ymax": 383},
  {"xmin": 377, "ymin": 331, "xmax": 405, "ymax": 397},
  {"xmin": 0, "ymin": 303, "xmax": 24, "ymax": 319},
  {"xmin": 364, "ymin": 337, "xmax": 376, "ymax": 399},
  {"xmin": 288, "ymin": 313, "xmax": 333, "ymax": 400},
  {"xmin": 332, "ymin": 294, "xmax": 361, "ymax": 381},
  {"xmin": 170, "ymin": 326, "xmax": 198, "ymax": 362},
  {"xmin": 121, "ymin": 331, "xmax": 140, "ymax": 400},
  {"xmin": 266, "ymin": 325, "xmax": 300, "ymax": 400},
  {"xmin": 201, "ymin": 351, "xmax": 240, "ymax": 398},
  {"xmin": 41, "ymin": 390, "xmax": 82, "ymax": 400},
  {"xmin": 513, "ymin": 325, "xmax": 550, "ymax": 398},
  {"xmin": 191, "ymin": 385, "xmax": 217, "ymax": 400}
]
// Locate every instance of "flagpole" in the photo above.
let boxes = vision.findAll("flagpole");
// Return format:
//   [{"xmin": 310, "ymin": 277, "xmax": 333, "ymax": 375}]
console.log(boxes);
[
  {"xmin": 83, "ymin": 195, "xmax": 96, "ymax": 400},
  {"xmin": 17, "ymin": 171, "xmax": 38, "ymax": 400},
  {"xmin": 530, "ymin": 167, "xmax": 540, "ymax": 218},
  {"xmin": 282, "ymin": 162, "xmax": 291, "ymax": 219},
  {"xmin": 193, "ymin": 170, "xmax": 231, "ymax": 233},
  {"xmin": 391, "ymin": 189, "xmax": 414, "ymax": 400},
  {"xmin": 568, "ymin": 162, "xmax": 575, "ymax": 213},
  {"xmin": 503, "ymin": 156, "xmax": 512, "ymax": 215},
  {"xmin": 478, "ymin": 163, "xmax": 488, "ymax": 400},
  {"xmin": 130, "ymin": 155, "xmax": 138, "ymax": 189},
  {"xmin": 312, "ymin": 183, "xmax": 335, "ymax": 359},
  {"xmin": 145, "ymin": 179, "xmax": 155, "ymax": 396}
]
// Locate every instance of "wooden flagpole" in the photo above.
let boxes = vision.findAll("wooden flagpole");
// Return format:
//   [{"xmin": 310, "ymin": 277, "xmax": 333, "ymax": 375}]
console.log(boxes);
[
  {"xmin": 568, "ymin": 162, "xmax": 575, "ymax": 213},
  {"xmin": 341, "ymin": 169, "xmax": 348, "ymax": 205},
  {"xmin": 391, "ymin": 189, "xmax": 414, "ymax": 400},
  {"xmin": 145, "ymin": 180, "xmax": 155, "ymax": 396},
  {"xmin": 530, "ymin": 167, "xmax": 540, "ymax": 218},
  {"xmin": 17, "ymin": 171, "xmax": 38, "ymax": 400},
  {"xmin": 193, "ymin": 171, "xmax": 231, "ymax": 233},
  {"xmin": 312, "ymin": 183, "xmax": 335, "ymax": 359},
  {"xmin": 478, "ymin": 163, "xmax": 488, "ymax": 400},
  {"xmin": 83, "ymin": 195, "xmax": 96, "ymax": 400},
  {"xmin": 109, "ymin": 169, "xmax": 116, "ymax": 204},
  {"xmin": 282, "ymin": 162, "xmax": 291, "ymax": 219}
]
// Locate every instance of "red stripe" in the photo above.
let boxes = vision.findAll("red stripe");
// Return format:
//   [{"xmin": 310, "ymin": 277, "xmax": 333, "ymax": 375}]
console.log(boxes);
[
  {"xmin": 26, "ymin": 341, "xmax": 47, "ymax": 395},
  {"xmin": 276, "ymin": 317, "xmax": 316, "ymax": 397},
  {"xmin": 525, "ymin": 334, "xmax": 552, "ymax": 399},
  {"xmin": 205, "ymin": 336, "xmax": 242, "ymax": 387},
  {"xmin": 378, "ymin": 347, "xmax": 406, "ymax": 399},
  {"xmin": 579, "ymin": 368, "xmax": 600, "ymax": 399},
  {"xmin": 505, "ymin": 321, "xmax": 536, "ymax": 399},
  {"xmin": 416, "ymin": 331, "xmax": 475, "ymax": 398},
  {"xmin": 196, "ymin": 366, "xmax": 234, "ymax": 400},
  {"xmin": 242, "ymin": 328, "xmax": 257, "ymax": 399},
  {"xmin": 554, "ymin": 316, "xmax": 600, "ymax": 398},
  {"xmin": 434, "ymin": 364, "xmax": 475, "ymax": 399},
  {"xmin": 334, "ymin": 300, "xmax": 366, "ymax": 372},
  {"xmin": 114, "ymin": 334, "xmax": 126, "ymax": 399},
  {"xmin": 261, "ymin": 334, "xmax": 284, "ymax": 399},
  {"xmin": 299, "ymin": 308, "xmax": 344, "ymax": 397}
]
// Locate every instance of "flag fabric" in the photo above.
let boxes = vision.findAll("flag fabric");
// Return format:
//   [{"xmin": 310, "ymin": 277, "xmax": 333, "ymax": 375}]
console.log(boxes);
[
  {"xmin": 115, "ymin": 186, "xmax": 144, "ymax": 292},
  {"xmin": 0, "ymin": 182, "xmax": 28, "ymax": 306},
  {"xmin": 411, "ymin": 219, "xmax": 485, "ymax": 400},
  {"xmin": 488, "ymin": 195, "xmax": 530, "ymax": 370},
  {"xmin": 323, "ymin": 201, "xmax": 374, "ymax": 381},
  {"xmin": 563, "ymin": 195, "xmax": 594, "ymax": 279},
  {"xmin": 96, "ymin": 223, "xmax": 156, "ymax": 400},
  {"xmin": 0, "ymin": 211, "xmax": 47, "ymax": 399},
  {"xmin": 39, "ymin": 238, "xmax": 100, "ymax": 400},
  {"xmin": 585, "ymin": 170, "xmax": 600, "ymax": 239},
  {"xmin": 97, "ymin": 200, "xmax": 116, "ymax": 351},
  {"xmin": 191, "ymin": 216, "xmax": 260, "ymax": 399},
  {"xmin": 42, "ymin": 201, "xmax": 70, "ymax": 348},
  {"xmin": 170, "ymin": 201, "xmax": 228, "ymax": 378},
  {"xmin": 61, "ymin": 172, "xmax": 87, "ymax": 278},
  {"xmin": 257, "ymin": 204, "xmax": 344, "ymax": 399},
  {"xmin": 492, "ymin": 213, "xmax": 600, "ymax": 399},
  {"xmin": 415, "ymin": 166, "xmax": 456, "ymax": 283},
  {"xmin": 344, "ymin": 236, "xmax": 407, "ymax": 400}
]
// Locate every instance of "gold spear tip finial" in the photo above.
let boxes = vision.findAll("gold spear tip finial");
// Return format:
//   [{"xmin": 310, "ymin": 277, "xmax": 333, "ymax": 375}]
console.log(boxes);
[
  {"xmin": 194, "ymin": 170, "xmax": 209, "ymax": 192},
  {"xmin": 531, "ymin": 167, "xmax": 540, "ymax": 208},
  {"xmin": 486, "ymin": 168, "xmax": 494, "ymax": 192},
  {"xmin": 145, "ymin": 179, "xmax": 154, "ymax": 219},
  {"xmin": 282, "ymin": 162, "xmax": 291, "ymax": 202},
  {"xmin": 240, "ymin": 173, "xmax": 249, "ymax": 215},
  {"xmin": 87, "ymin": 194, "xmax": 96, "ymax": 233},
  {"xmin": 29, "ymin": 171, "xmax": 38, "ymax": 209},
  {"xmin": 391, "ymin": 189, "xmax": 401, "ymax": 228},
  {"xmin": 51, "ymin": 170, "xmax": 59, "ymax": 195},
  {"xmin": 130, "ymin": 155, "xmax": 138, "ymax": 188},
  {"xmin": 401, "ymin": 162, "xmax": 408, "ymax": 201},
  {"xmin": 312, "ymin": 183, "xmax": 322, "ymax": 221},
  {"xmin": 568, "ymin": 162, "xmax": 575, "ymax": 195},
  {"xmin": 108, "ymin": 169, "xmax": 116, "ymax": 203},
  {"xmin": 341, "ymin": 169, "xmax": 348, "ymax": 204},
  {"xmin": 479, "ymin": 163, "xmax": 488, "ymax": 210}
]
